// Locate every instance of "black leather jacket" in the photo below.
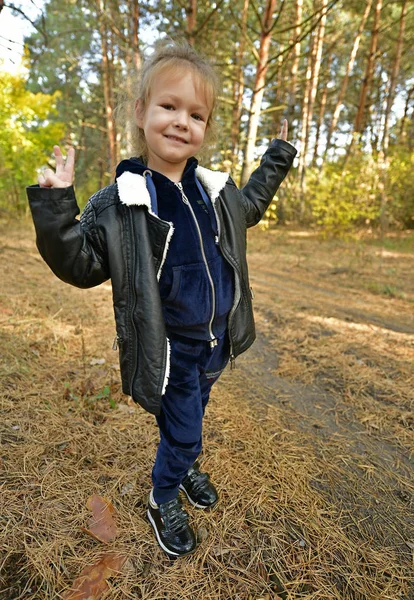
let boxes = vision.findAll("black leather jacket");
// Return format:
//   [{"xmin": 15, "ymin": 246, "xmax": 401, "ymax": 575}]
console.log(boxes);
[{"xmin": 27, "ymin": 139, "xmax": 296, "ymax": 415}]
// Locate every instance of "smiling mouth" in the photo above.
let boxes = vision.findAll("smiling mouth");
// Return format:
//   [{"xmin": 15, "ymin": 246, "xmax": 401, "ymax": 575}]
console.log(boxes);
[{"xmin": 164, "ymin": 135, "xmax": 188, "ymax": 144}]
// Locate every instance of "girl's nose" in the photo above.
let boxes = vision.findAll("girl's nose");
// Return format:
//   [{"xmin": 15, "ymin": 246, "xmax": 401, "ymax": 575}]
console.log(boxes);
[{"xmin": 174, "ymin": 111, "xmax": 189, "ymax": 130}]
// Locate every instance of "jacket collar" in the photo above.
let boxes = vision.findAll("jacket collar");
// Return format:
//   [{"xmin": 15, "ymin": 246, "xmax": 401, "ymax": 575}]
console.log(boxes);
[{"xmin": 116, "ymin": 166, "xmax": 229, "ymax": 212}]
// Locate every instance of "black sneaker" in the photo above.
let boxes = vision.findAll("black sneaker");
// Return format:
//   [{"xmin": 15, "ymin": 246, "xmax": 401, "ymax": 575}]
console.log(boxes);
[
  {"xmin": 147, "ymin": 490, "xmax": 197, "ymax": 558},
  {"xmin": 179, "ymin": 462, "xmax": 218, "ymax": 509}
]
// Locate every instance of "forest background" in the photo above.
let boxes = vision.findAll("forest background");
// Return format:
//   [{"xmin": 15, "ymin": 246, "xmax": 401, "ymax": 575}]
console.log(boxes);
[{"xmin": 0, "ymin": 0, "xmax": 413, "ymax": 234}]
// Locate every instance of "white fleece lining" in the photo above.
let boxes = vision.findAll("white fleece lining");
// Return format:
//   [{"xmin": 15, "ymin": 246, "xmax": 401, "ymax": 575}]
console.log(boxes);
[
  {"xmin": 161, "ymin": 337, "xmax": 171, "ymax": 396},
  {"xmin": 117, "ymin": 171, "xmax": 174, "ymax": 281},
  {"xmin": 117, "ymin": 171, "xmax": 153, "ymax": 212},
  {"xmin": 117, "ymin": 167, "xmax": 229, "ymax": 208},
  {"xmin": 195, "ymin": 166, "xmax": 229, "ymax": 204},
  {"xmin": 157, "ymin": 224, "xmax": 174, "ymax": 281}
]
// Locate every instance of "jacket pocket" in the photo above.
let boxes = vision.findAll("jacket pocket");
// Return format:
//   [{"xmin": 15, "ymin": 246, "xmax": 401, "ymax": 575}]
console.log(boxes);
[{"xmin": 162, "ymin": 262, "xmax": 211, "ymax": 327}]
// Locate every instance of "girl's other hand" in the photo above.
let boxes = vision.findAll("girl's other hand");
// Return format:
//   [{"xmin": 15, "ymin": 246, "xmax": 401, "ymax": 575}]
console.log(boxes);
[
  {"xmin": 38, "ymin": 146, "xmax": 75, "ymax": 188},
  {"xmin": 278, "ymin": 119, "xmax": 288, "ymax": 141}
]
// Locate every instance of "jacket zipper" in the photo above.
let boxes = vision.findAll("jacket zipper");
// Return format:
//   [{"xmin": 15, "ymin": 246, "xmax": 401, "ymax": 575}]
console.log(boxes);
[
  {"xmin": 127, "ymin": 210, "xmax": 139, "ymax": 390},
  {"xmin": 208, "ymin": 195, "xmax": 241, "ymax": 368},
  {"xmin": 227, "ymin": 271, "xmax": 241, "ymax": 369},
  {"xmin": 127, "ymin": 208, "xmax": 170, "ymax": 397},
  {"xmin": 175, "ymin": 182, "xmax": 218, "ymax": 349}
]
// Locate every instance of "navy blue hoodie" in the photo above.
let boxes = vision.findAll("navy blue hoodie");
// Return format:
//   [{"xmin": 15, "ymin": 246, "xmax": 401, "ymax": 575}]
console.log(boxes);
[{"xmin": 116, "ymin": 158, "xmax": 234, "ymax": 343}]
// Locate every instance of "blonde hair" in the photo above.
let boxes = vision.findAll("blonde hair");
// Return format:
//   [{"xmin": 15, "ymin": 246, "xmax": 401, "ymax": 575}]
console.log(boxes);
[{"xmin": 130, "ymin": 40, "xmax": 219, "ymax": 161}]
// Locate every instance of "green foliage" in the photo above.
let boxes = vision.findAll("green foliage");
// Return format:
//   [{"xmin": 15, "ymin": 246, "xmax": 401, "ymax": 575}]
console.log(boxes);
[
  {"xmin": 0, "ymin": 66, "xmax": 65, "ymax": 213},
  {"xmin": 95, "ymin": 385, "xmax": 116, "ymax": 409},
  {"xmin": 365, "ymin": 281, "xmax": 405, "ymax": 300},
  {"xmin": 307, "ymin": 154, "xmax": 382, "ymax": 234},
  {"xmin": 306, "ymin": 147, "xmax": 414, "ymax": 234},
  {"xmin": 387, "ymin": 148, "xmax": 414, "ymax": 229},
  {"xmin": 3, "ymin": 0, "xmax": 412, "ymax": 231},
  {"xmin": 24, "ymin": 0, "xmax": 108, "ymax": 197},
  {"xmin": 63, "ymin": 382, "xmax": 116, "ymax": 409}
]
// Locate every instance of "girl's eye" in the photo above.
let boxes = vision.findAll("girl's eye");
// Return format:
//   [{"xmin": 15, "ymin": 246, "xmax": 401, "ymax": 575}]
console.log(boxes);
[
  {"xmin": 192, "ymin": 114, "xmax": 204, "ymax": 122},
  {"xmin": 161, "ymin": 104, "xmax": 174, "ymax": 111}
]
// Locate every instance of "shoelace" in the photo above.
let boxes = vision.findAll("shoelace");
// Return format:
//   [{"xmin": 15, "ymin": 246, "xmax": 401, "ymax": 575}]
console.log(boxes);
[{"xmin": 159, "ymin": 499, "xmax": 189, "ymax": 534}]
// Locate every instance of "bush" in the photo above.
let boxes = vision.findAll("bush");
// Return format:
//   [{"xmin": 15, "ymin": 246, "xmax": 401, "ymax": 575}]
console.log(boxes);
[{"xmin": 306, "ymin": 148, "xmax": 414, "ymax": 233}]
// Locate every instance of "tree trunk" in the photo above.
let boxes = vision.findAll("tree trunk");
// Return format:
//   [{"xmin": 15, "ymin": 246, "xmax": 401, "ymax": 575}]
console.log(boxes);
[
  {"xmin": 240, "ymin": 0, "xmax": 278, "ymax": 187},
  {"xmin": 123, "ymin": 0, "xmax": 141, "ymax": 155},
  {"xmin": 131, "ymin": 0, "xmax": 141, "ymax": 71},
  {"xmin": 97, "ymin": 0, "xmax": 117, "ymax": 177},
  {"xmin": 379, "ymin": 0, "xmax": 407, "ymax": 234},
  {"xmin": 354, "ymin": 0, "xmax": 382, "ymax": 135},
  {"xmin": 307, "ymin": 0, "xmax": 327, "ymax": 135},
  {"xmin": 298, "ymin": 6, "xmax": 319, "ymax": 187},
  {"xmin": 408, "ymin": 110, "xmax": 414, "ymax": 152},
  {"xmin": 381, "ymin": 0, "xmax": 407, "ymax": 154},
  {"xmin": 399, "ymin": 85, "xmax": 414, "ymax": 141},
  {"xmin": 109, "ymin": 6, "xmax": 120, "ymax": 166},
  {"xmin": 297, "ymin": 33, "xmax": 315, "ymax": 190},
  {"xmin": 271, "ymin": 42, "xmax": 285, "ymax": 133},
  {"xmin": 324, "ymin": 0, "xmax": 372, "ymax": 158},
  {"xmin": 297, "ymin": 0, "xmax": 327, "ymax": 219},
  {"xmin": 231, "ymin": 0, "xmax": 249, "ymax": 164},
  {"xmin": 312, "ymin": 51, "xmax": 333, "ymax": 165},
  {"xmin": 286, "ymin": 0, "xmax": 303, "ymax": 126},
  {"xmin": 186, "ymin": 0, "xmax": 197, "ymax": 46}
]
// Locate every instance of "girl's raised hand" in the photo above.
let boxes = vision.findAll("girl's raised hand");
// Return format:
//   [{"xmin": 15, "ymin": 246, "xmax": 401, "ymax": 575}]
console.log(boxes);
[
  {"xmin": 38, "ymin": 146, "xmax": 75, "ymax": 188},
  {"xmin": 278, "ymin": 119, "xmax": 288, "ymax": 141}
]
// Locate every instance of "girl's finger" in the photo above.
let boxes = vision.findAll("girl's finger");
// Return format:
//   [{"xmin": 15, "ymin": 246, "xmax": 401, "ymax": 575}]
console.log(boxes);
[
  {"xmin": 41, "ymin": 168, "xmax": 70, "ymax": 188},
  {"xmin": 54, "ymin": 145, "xmax": 64, "ymax": 170},
  {"xmin": 64, "ymin": 147, "xmax": 76, "ymax": 174},
  {"xmin": 279, "ymin": 119, "xmax": 288, "ymax": 140},
  {"xmin": 38, "ymin": 173, "xmax": 49, "ymax": 188}
]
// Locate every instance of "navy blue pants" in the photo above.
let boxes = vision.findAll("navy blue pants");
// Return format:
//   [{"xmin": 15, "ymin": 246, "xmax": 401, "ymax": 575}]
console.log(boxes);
[{"xmin": 152, "ymin": 334, "xmax": 229, "ymax": 504}]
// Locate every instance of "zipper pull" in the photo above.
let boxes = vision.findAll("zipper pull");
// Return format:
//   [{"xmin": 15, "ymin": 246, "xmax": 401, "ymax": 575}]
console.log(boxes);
[
  {"xmin": 209, "ymin": 338, "xmax": 218, "ymax": 349},
  {"xmin": 112, "ymin": 335, "xmax": 119, "ymax": 351},
  {"xmin": 230, "ymin": 354, "xmax": 236, "ymax": 370},
  {"xmin": 175, "ymin": 182, "xmax": 189, "ymax": 204}
]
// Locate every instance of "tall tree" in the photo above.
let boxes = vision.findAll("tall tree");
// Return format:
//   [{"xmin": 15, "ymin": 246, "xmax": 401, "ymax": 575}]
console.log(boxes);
[
  {"xmin": 186, "ymin": 0, "xmax": 197, "ymax": 45},
  {"xmin": 240, "ymin": 0, "xmax": 279, "ymax": 186},
  {"xmin": 286, "ymin": 0, "xmax": 303, "ymax": 127},
  {"xmin": 96, "ymin": 0, "xmax": 118, "ymax": 175},
  {"xmin": 381, "ymin": 0, "xmax": 408, "ymax": 154},
  {"xmin": 312, "ymin": 49, "xmax": 333, "ymax": 164},
  {"xmin": 230, "ymin": 0, "xmax": 250, "ymax": 164},
  {"xmin": 354, "ymin": 0, "xmax": 383, "ymax": 135},
  {"xmin": 324, "ymin": 0, "xmax": 373, "ymax": 158},
  {"xmin": 298, "ymin": 0, "xmax": 328, "ymax": 203}
]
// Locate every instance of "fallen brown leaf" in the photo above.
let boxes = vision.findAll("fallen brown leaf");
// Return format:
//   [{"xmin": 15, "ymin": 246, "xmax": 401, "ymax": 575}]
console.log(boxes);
[
  {"xmin": 63, "ymin": 552, "xmax": 126, "ymax": 599},
  {"xmin": 81, "ymin": 494, "xmax": 118, "ymax": 544}
]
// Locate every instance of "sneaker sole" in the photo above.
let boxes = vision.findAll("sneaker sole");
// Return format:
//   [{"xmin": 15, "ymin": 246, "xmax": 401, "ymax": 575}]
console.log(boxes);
[
  {"xmin": 179, "ymin": 484, "xmax": 218, "ymax": 510},
  {"xmin": 146, "ymin": 509, "xmax": 196, "ymax": 558}
]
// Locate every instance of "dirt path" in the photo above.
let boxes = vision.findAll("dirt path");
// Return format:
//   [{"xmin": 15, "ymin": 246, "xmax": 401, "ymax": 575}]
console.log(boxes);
[{"xmin": 1, "ymin": 223, "xmax": 413, "ymax": 599}]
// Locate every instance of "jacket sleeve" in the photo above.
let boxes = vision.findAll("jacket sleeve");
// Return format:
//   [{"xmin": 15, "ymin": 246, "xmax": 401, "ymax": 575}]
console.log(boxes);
[
  {"xmin": 26, "ymin": 184, "xmax": 110, "ymax": 288},
  {"xmin": 240, "ymin": 138, "xmax": 297, "ymax": 228}
]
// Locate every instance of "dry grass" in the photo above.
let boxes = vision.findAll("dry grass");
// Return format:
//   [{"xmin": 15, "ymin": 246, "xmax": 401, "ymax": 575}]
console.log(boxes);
[{"xmin": 1, "ymin": 221, "xmax": 413, "ymax": 599}]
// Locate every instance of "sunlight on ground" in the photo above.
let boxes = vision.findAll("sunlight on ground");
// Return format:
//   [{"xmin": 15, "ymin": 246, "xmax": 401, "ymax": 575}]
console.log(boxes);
[{"xmin": 304, "ymin": 313, "xmax": 414, "ymax": 343}]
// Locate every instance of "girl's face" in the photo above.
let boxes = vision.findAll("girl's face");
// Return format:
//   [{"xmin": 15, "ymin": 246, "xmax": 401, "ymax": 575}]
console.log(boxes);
[{"xmin": 135, "ymin": 69, "xmax": 211, "ymax": 181}]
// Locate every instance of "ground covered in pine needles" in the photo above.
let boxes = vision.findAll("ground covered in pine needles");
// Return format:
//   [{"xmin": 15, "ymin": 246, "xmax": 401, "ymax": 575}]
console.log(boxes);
[{"xmin": 0, "ymin": 221, "xmax": 413, "ymax": 600}]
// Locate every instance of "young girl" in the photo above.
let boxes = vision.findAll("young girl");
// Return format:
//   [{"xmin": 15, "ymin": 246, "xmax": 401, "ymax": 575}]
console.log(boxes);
[{"xmin": 27, "ymin": 42, "xmax": 297, "ymax": 558}]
